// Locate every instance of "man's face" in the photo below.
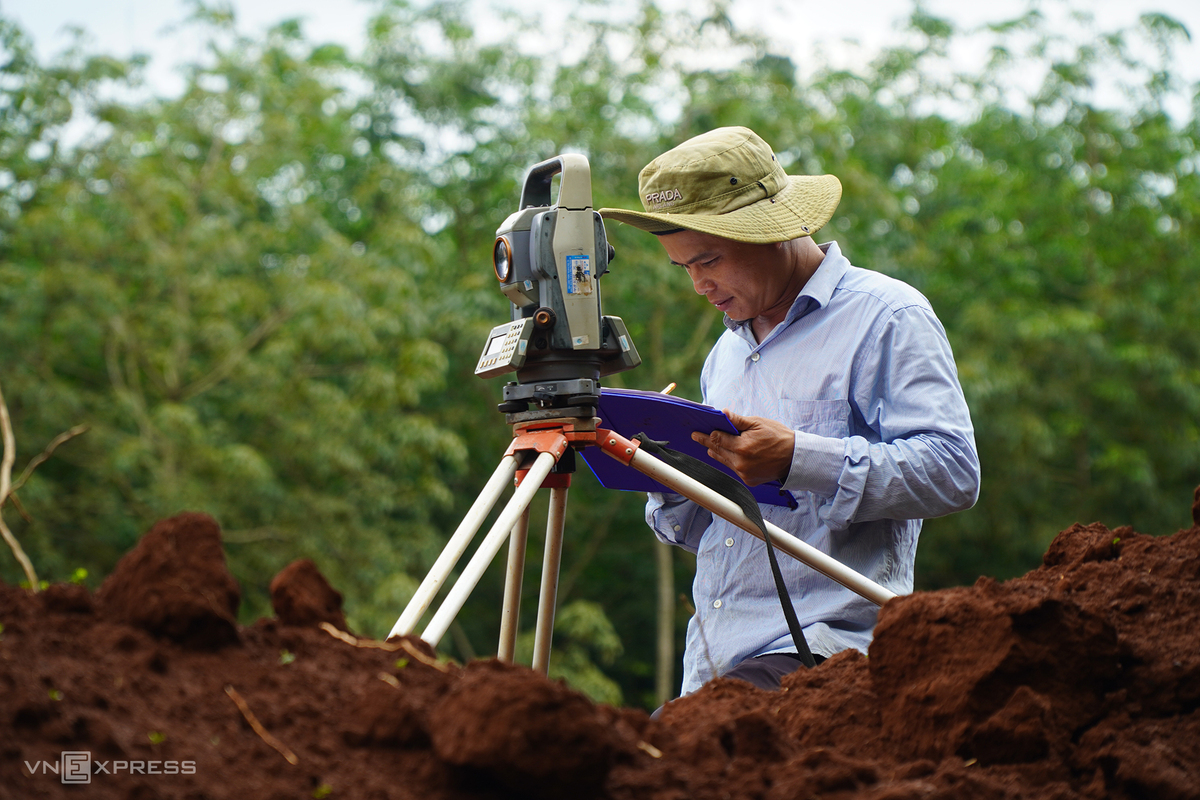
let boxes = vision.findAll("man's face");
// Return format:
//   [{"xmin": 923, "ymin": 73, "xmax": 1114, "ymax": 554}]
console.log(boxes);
[{"xmin": 658, "ymin": 229, "xmax": 791, "ymax": 323}]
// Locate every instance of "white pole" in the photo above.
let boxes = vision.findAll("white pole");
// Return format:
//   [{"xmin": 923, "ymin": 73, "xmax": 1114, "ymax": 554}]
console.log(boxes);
[
  {"xmin": 497, "ymin": 507, "xmax": 531, "ymax": 662},
  {"xmin": 388, "ymin": 454, "xmax": 518, "ymax": 640},
  {"xmin": 625, "ymin": 449, "xmax": 897, "ymax": 607},
  {"xmin": 421, "ymin": 451, "xmax": 558, "ymax": 648},
  {"xmin": 531, "ymin": 486, "xmax": 569, "ymax": 674}
]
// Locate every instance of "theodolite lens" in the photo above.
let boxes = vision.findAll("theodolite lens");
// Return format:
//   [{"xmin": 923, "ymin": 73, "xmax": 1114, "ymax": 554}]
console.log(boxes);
[{"xmin": 493, "ymin": 237, "xmax": 513, "ymax": 282}]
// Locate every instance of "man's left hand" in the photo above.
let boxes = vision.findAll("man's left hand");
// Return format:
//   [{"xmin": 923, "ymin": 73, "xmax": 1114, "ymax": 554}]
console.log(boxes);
[{"xmin": 692, "ymin": 410, "xmax": 794, "ymax": 487}]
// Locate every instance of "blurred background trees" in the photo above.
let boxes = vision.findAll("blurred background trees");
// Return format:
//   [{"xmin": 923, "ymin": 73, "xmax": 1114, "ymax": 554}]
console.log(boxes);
[{"xmin": 1, "ymin": 1, "xmax": 1196, "ymax": 710}]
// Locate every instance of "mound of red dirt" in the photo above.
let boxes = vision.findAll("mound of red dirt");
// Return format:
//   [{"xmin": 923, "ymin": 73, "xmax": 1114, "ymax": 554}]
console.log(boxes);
[
  {"xmin": 269, "ymin": 558, "xmax": 348, "ymax": 632},
  {"xmin": 3, "ymin": 495, "xmax": 1199, "ymax": 799},
  {"xmin": 95, "ymin": 512, "xmax": 241, "ymax": 649}
]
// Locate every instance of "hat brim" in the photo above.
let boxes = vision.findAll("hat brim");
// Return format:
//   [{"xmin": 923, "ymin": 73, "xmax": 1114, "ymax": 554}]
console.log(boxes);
[{"xmin": 599, "ymin": 174, "xmax": 842, "ymax": 244}]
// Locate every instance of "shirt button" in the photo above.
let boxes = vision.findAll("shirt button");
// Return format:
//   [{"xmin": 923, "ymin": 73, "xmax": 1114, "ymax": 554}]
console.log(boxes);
[
  {"xmin": 673, "ymin": 525, "xmax": 682, "ymax": 532},
  {"xmin": 750, "ymin": 352, "xmax": 761, "ymax": 362},
  {"xmin": 713, "ymin": 599, "xmax": 722, "ymax": 609},
  {"xmin": 725, "ymin": 537, "xmax": 734, "ymax": 547}
]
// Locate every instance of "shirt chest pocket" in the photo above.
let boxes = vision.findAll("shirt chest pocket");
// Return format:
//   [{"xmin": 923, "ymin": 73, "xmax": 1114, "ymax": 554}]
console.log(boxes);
[{"xmin": 778, "ymin": 398, "xmax": 851, "ymax": 439}]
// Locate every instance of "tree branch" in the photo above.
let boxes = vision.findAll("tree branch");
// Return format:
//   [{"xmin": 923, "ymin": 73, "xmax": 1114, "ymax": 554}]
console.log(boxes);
[
  {"xmin": 181, "ymin": 308, "xmax": 291, "ymax": 401},
  {"xmin": 8, "ymin": 491, "xmax": 32, "ymax": 523},
  {"xmin": 221, "ymin": 526, "xmax": 286, "ymax": 544},
  {"xmin": 1, "ymin": 380, "xmax": 90, "ymax": 591},
  {"xmin": 106, "ymin": 316, "xmax": 157, "ymax": 443},
  {"xmin": 0, "ymin": 380, "xmax": 40, "ymax": 590},
  {"xmin": 7, "ymin": 424, "xmax": 89, "ymax": 499}
]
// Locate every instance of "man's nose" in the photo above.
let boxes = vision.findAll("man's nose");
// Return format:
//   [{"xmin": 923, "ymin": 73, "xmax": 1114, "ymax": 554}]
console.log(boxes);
[{"xmin": 691, "ymin": 273, "xmax": 713, "ymax": 295}]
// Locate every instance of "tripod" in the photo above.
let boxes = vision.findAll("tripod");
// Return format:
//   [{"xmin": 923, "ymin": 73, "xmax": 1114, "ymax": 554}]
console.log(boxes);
[{"xmin": 387, "ymin": 413, "xmax": 897, "ymax": 673}]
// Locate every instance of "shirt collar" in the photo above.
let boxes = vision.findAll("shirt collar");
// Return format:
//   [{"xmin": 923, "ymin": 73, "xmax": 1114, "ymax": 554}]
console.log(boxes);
[{"xmin": 722, "ymin": 240, "xmax": 849, "ymax": 332}]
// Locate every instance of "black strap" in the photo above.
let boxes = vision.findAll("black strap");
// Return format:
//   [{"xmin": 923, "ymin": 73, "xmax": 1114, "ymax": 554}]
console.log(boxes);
[{"xmin": 634, "ymin": 434, "xmax": 817, "ymax": 669}]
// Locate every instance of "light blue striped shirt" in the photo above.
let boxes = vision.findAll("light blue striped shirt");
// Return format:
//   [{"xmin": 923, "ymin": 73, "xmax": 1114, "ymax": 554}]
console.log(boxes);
[{"xmin": 648, "ymin": 241, "xmax": 979, "ymax": 694}]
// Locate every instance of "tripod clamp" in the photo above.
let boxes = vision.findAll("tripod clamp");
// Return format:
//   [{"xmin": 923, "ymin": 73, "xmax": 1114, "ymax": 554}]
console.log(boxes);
[{"xmin": 507, "ymin": 415, "xmax": 595, "ymax": 490}]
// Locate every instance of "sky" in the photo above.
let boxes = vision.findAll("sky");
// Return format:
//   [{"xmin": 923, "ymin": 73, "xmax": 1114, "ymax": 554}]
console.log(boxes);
[{"xmin": 4, "ymin": 0, "xmax": 1199, "ymax": 111}]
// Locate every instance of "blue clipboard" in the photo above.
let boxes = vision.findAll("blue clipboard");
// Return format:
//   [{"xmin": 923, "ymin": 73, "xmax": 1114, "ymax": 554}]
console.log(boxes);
[{"xmin": 579, "ymin": 388, "xmax": 798, "ymax": 508}]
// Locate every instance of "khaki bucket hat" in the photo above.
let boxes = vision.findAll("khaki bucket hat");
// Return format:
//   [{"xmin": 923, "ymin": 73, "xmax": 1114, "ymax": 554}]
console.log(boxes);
[{"xmin": 599, "ymin": 126, "xmax": 841, "ymax": 244}]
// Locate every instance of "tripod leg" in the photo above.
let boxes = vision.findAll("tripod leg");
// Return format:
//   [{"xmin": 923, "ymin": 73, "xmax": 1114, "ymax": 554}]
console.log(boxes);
[
  {"xmin": 608, "ymin": 440, "xmax": 897, "ymax": 607},
  {"xmin": 531, "ymin": 485, "xmax": 569, "ymax": 674},
  {"xmin": 422, "ymin": 450, "xmax": 558, "ymax": 648},
  {"xmin": 389, "ymin": 454, "xmax": 519, "ymax": 640},
  {"xmin": 595, "ymin": 431, "xmax": 897, "ymax": 606},
  {"xmin": 497, "ymin": 506, "xmax": 531, "ymax": 663}
]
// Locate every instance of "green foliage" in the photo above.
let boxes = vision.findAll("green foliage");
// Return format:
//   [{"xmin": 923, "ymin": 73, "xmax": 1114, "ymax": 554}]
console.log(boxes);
[
  {"xmin": 514, "ymin": 599, "xmax": 625, "ymax": 706},
  {"xmin": 1, "ymin": 0, "xmax": 1197, "ymax": 709},
  {"xmin": 0, "ymin": 10, "xmax": 466, "ymax": 631}
]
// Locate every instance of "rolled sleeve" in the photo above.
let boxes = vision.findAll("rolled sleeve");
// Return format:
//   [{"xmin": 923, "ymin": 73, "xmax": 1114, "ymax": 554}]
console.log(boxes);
[
  {"xmin": 769, "ymin": 300, "xmax": 979, "ymax": 532},
  {"xmin": 805, "ymin": 304, "xmax": 980, "ymax": 530},
  {"xmin": 646, "ymin": 491, "xmax": 711, "ymax": 554},
  {"xmin": 783, "ymin": 431, "xmax": 844, "ymax": 498}
]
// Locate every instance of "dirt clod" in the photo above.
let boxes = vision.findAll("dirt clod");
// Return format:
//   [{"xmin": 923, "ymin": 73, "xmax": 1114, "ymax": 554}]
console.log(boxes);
[
  {"xmin": 95, "ymin": 511, "xmax": 240, "ymax": 649},
  {"xmin": 270, "ymin": 558, "xmax": 348, "ymax": 631}
]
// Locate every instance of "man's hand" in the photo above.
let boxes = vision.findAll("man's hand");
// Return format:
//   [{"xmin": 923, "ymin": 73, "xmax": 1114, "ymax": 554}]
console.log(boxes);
[{"xmin": 692, "ymin": 410, "xmax": 794, "ymax": 487}]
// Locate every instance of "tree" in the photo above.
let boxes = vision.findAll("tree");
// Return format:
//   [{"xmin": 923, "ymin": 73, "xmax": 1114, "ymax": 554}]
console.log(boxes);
[{"xmin": 0, "ymin": 11, "xmax": 465, "ymax": 633}]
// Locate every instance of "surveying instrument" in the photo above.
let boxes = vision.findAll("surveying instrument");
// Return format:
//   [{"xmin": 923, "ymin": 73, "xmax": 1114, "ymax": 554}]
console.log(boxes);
[{"xmin": 388, "ymin": 154, "xmax": 895, "ymax": 673}]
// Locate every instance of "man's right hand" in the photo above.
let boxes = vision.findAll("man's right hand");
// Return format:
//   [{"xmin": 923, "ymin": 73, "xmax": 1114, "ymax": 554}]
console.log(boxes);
[{"xmin": 693, "ymin": 410, "xmax": 794, "ymax": 487}]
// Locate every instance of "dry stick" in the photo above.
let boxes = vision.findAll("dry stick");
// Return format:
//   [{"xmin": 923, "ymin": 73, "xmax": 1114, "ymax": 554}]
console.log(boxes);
[
  {"xmin": 8, "ymin": 491, "xmax": 32, "ymax": 523},
  {"xmin": 0, "ymin": 510, "xmax": 37, "ymax": 590},
  {"xmin": 224, "ymin": 685, "xmax": 299, "ymax": 765},
  {"xmin": 318, "ymin": 621, "xmax": 374, "ymax": 647},
  {"xmin": 8, "ymin": 424, "xmax": 89, "ymax": 499},
  {"xmin": 395, "ymin": 639, "xmax": 452, "ymax": 673},
  {"xmin": 0, "ymin": 377, "xmax": 89, "ymax": 591},
  {"xmin": 317, "ymin": 622, "xmax": 451, "ymax": 673},
  {"xmin": 0, "ymin": 381, "xmax": 38, "ymax": 590},
  {"xmin": 637, "ymin": 740, "xmax": 663, "ymax": 759}
]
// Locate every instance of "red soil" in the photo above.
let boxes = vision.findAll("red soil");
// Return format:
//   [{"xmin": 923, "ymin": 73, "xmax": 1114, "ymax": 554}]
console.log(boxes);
[{"xmin": 2, "ymin": 491, "xmax": 1199, "ymax": 799}]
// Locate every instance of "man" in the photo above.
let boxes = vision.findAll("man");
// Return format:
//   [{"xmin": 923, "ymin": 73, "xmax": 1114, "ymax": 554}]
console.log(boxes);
[{"xmin": 599, "ymin": 127, "xmax": 980, "ymax": 696}]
